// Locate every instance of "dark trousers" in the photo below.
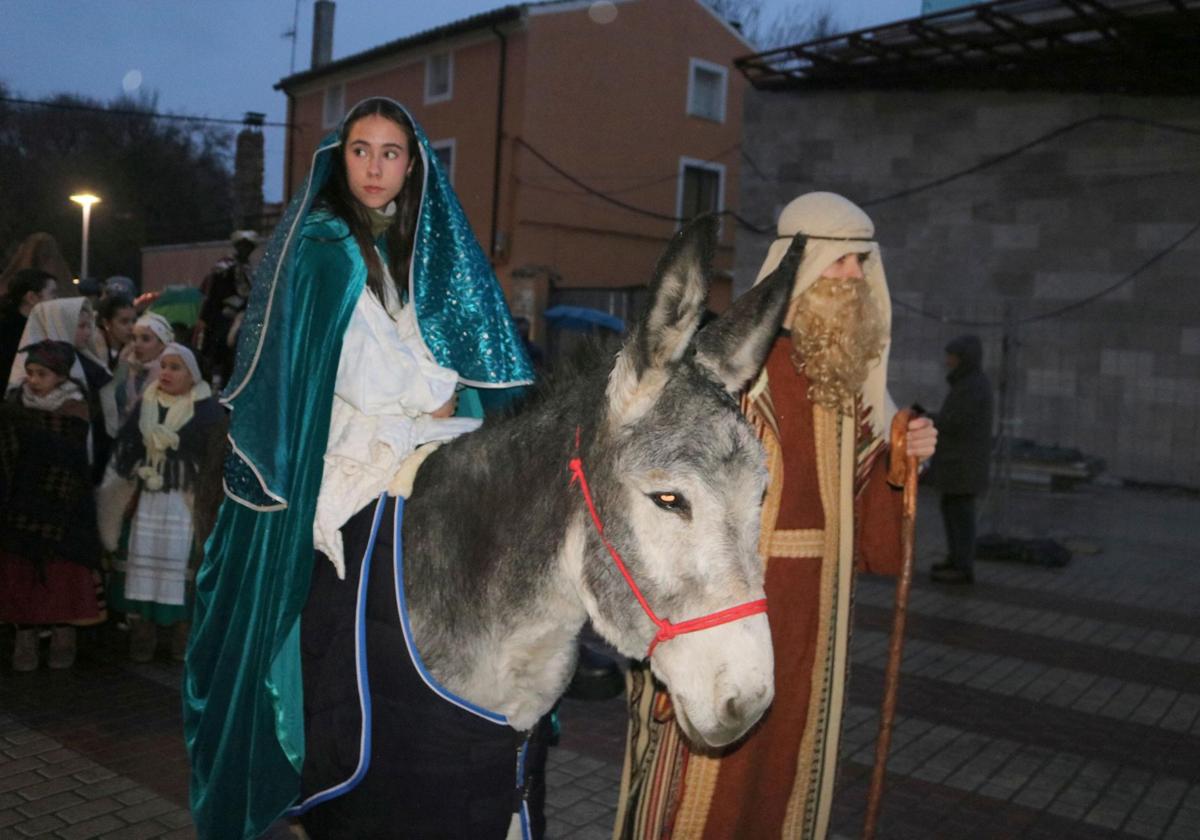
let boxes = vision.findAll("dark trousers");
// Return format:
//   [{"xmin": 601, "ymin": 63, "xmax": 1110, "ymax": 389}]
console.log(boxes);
[{"xmin": 940, "ymin": 493, "xmax": 977, "ymax": 573}]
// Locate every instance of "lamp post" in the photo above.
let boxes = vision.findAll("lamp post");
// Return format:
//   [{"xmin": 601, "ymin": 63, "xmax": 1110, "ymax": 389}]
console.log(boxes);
[{"xmin": 69, "ymin": 193, "xmax": 101, "ymax": 280}]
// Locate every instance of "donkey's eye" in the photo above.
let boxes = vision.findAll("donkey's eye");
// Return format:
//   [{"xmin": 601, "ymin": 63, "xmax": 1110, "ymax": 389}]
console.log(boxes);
[{"xmin": 648, "ymin": 492, "xmax": 690, "ymax": 516}]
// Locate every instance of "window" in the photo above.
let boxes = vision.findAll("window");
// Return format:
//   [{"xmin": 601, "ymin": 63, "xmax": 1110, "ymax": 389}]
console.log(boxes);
[
  {"xmin": 677, "ymin": 158, "xmax": 725, "ymax": 223},
  {"xmin": 322, "ymin": 83, "xmax": 345, "ymax": 129},
  {"xmin": 425, "ymin": 52, "xmax": 454, "ymax": 103},
  {"xmin": 430, "ymin": 139, "xmax": 455, "ymax": 185},
  {"xmin": 687, "ymin": 59, "xmax": 727, "ymax": 123}
]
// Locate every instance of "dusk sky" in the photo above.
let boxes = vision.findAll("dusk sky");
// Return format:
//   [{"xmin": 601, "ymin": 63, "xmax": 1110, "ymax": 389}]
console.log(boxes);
[{"xmin": 2, "ymin": 0, "xmax": 921, "ymax": 202}]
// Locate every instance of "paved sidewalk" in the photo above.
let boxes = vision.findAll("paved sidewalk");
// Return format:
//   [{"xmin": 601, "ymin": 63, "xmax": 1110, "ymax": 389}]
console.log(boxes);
[{"xmin": 2, "ymin": 482, "xmax": 1197, "ymax": 838}]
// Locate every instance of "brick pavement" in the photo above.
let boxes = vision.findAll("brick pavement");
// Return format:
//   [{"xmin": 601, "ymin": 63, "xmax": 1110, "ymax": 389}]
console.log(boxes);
[{"xmin": 1, "ymin": 482, "xmax": 1197, "ymax": 838}]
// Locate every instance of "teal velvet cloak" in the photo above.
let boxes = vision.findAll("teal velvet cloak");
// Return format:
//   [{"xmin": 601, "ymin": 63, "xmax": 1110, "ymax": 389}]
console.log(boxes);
[{"xmin": 183, "ymin": 99, "xmax": 532, "ymax": 840}]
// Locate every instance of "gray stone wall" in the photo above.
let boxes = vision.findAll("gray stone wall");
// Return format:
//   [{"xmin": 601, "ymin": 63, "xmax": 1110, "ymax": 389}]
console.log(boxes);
[{"xmin": 735, "ymin": 88, "xmax": 1200, "ymax": 487}]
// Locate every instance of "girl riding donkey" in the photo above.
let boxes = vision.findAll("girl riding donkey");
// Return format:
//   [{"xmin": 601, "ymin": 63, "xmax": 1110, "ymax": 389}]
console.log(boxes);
[{"xmin": 184, "ymin": 97, "xmax": 534, "ymax": 839}]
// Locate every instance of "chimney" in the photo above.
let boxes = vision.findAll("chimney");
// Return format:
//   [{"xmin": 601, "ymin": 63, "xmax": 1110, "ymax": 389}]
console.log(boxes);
[
  {"xmin": 233, "ymin": 112, "xmax": 265, "ymax": 230},
  {"xmin": 312, "ymin": 1, "xmax": 335, "ymax": 69}
]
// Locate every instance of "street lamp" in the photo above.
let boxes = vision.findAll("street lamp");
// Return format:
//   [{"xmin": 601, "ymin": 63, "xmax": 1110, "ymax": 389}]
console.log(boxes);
[{"xmin": 70, "ymin": 193, "xmax": 101, "ymax": 280}]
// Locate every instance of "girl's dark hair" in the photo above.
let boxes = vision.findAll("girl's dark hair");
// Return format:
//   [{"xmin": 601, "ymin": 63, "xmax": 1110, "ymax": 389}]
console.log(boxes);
[
  {"xmin": 1, "ymin": 268, "xmax": 56, "ymax": 316},
  {"xmin": 97, "ymin": 294, "xmax": 135, "ymax": 325},
  {"xmin": 316, "ymin": 98, "xmax": 425, "ymax": 304}
]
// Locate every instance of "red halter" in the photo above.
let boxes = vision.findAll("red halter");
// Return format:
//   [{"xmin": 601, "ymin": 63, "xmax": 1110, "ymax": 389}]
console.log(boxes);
[{"xmin": 568, "ymin": 429, "xmax": 769, "ymax": 657}]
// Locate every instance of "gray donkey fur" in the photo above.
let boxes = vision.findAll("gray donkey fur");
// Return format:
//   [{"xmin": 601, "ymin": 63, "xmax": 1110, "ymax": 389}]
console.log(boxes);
[{"xmin": 401, "ymin": 217, "xmax": 805, "ymax": 741}]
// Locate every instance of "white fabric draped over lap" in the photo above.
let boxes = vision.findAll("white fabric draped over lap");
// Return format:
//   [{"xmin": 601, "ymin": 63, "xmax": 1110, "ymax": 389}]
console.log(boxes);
[{"xmin": 314, "ymin": 264, "xmax": 481, "ymax": 578}]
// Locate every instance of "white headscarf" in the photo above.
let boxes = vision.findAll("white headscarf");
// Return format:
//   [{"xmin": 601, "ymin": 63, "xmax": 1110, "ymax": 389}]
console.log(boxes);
[
  {"xmin": 752, "ymin": 191, "xmax": 895, "ymax": 438},
  {"xmin": 161, "ymin": 341, "xmax": 202, "ymax": 384},
  {"xmin": 7, "ymin": 297, "xmax": 93, "ymax": 392},
  {"xmin": 136, "ymin": 342, "xmax": 212, "ymax": 491},
  {"xmin": 135, "ymin": 312, "xmax": 175, "ymax": 346}
]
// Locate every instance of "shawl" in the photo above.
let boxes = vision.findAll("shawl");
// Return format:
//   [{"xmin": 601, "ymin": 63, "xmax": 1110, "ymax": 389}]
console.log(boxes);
[
  {"xmin": 185, "ymin": 97, "xmax": 532, "ymax": 840},
  {"xmin": 21, "ymin": 379, "xmax": 84, "ymax": 412},
  {"xmin": 111, "ymin": 390, "xmax": 223, "ymax": 495},
  {"xmin": 0, "ymin": 395, "xmax": 100, "ymax": 573},
  {"xmin": 134, "ymin": 380, "xmax": 215, "ymax": 491}
]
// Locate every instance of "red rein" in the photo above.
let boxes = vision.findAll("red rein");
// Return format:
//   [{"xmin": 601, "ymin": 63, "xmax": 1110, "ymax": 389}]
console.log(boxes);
[{"xmin": 567, "ymin": 433, "xmax": 768, "ymax": 657}]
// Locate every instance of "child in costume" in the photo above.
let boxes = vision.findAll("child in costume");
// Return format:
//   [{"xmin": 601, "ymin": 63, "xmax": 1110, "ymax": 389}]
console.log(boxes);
[
  {"xmin": 112, "ymin": 311, "xmax": 173, "ymax": 423},
  {"xmin": 100, "ymin": 343, "xmax": 224, "ymax": 662},
  {"xmin": 183, "ymin": 97, "xmax": 533, "ymax": 839},
  {"xmin": 0, "ymin": 340, "xmax": 102, "ymax": 670},
  {"xmin": 6, "ymin": 297, "xmax": 114, "ymax": 482}
]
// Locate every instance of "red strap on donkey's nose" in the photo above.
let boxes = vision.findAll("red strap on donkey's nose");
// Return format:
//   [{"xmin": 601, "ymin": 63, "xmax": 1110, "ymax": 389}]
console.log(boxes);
[{"xmin": 568, "ymin": 428, "xmax": 768, "ymax": 657}]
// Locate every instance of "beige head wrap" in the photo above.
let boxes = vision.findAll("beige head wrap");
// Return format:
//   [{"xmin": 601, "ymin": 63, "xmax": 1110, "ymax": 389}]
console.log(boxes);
[
  {"xmin": 135, "ymin": 312, "xmax": 175, "ymax": 346},
  {"xmin": 752, "ymin": 191, "xmax": 895, "ymax": 438}
]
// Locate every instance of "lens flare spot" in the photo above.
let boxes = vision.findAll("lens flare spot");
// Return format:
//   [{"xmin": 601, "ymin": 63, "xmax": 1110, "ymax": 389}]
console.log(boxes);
[
  {"xmin": 122, "ymin": 69, "xmax": 143, "ymax": 93},
  {"xmin": 588, "ymin": 1, "xmax": 618, "ymax": 24}
]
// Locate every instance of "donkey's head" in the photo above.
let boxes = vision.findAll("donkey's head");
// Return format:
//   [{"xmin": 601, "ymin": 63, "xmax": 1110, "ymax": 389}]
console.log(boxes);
[{"xmin": 572, "ymin": 217, "xmax": 803, "ymax": 748}]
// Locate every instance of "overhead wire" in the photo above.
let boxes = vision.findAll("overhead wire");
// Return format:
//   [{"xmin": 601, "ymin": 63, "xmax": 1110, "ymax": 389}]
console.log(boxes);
[
  {"xmin": 892, "ymin": 220, "xmax": 1200, "ymax": 327},
  {"xmin": 0, "ymin": 95, "xmax": 292, "ymax": 128},
  {"xmin": 515, "ymin": 137, "xmax": 773, "ymax": 233},
  {"xmin": 859, "ymin": 114, "xmax": 1200, "ymax": 209}
]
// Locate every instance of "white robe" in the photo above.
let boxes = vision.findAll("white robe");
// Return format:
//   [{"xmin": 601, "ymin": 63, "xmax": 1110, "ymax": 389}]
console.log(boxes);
[{"xmin": 313, "ymin": 272, "xmax": 480, "ymax": 578}]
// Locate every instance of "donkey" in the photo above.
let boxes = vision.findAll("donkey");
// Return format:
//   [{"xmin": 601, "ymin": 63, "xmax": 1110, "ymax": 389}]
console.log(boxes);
[{"xmin": 296, "ymin": 217, "xmax": 806, "ymax": 837}]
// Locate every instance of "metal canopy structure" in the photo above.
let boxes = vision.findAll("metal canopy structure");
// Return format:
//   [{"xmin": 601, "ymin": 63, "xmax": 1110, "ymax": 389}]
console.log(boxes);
[{"xmin": 735, "ymin": 0, "xmax": 1200, "ymax": 95}]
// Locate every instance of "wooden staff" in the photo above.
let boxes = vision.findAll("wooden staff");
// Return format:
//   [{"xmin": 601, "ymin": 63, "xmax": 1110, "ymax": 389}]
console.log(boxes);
[{"xmin": 863, "ymin": 407, "xmax": 920, "ymax": 840}]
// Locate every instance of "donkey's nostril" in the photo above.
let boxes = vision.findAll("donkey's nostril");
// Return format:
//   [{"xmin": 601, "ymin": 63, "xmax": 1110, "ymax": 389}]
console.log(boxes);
[
  {"xmin": 720, "ymin": 681, "xmax": 770, "ymax": 728},
  {"xmin": 723, "ymin": 693, "xmax": 745, "ymax": 725}
]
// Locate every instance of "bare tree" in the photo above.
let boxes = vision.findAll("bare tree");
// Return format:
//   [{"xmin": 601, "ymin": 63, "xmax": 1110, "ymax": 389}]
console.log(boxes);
[
  {"xmin": 706, "ymin": 0, "xmax": 841, "ymax": 49},
  {"xmin": 0, "ymin": 84, "xmax": 234, "ymax": 280}
]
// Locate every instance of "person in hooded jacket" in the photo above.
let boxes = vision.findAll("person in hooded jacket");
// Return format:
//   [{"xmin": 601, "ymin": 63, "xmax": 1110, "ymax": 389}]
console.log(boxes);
[{"xmin": 926, "ymin": 334, "xmax": 994, "ymax": 584}]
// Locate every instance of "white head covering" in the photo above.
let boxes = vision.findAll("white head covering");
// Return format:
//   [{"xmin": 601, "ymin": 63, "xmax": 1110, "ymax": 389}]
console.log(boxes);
[
  {"xmin": 135, "ymin": 312, "xmax": 174, "ymax": 346},
  {"xmin": 159, "ymin": 342, "xmax": 202, "ymax": 386},
  {"xmin": 137, "ymin": 343, "xmax": 212, "ymax": 491},
  {"xmin": 7, "ymin": 297, "xmax": 92, "ymax": 391},
  {"xmin": 752, "ymin": 191, "xmax": 895, "ymax": 438}
]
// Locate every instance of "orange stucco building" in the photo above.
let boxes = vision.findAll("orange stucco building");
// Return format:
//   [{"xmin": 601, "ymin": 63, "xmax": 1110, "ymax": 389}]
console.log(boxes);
[{"xmin": 276, "ymin": 0, "xmax": 750, "ymax": 332}]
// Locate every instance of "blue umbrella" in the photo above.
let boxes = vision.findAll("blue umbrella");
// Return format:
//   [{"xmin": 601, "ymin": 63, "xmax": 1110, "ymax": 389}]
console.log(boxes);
[{"xmin": 543, "ymin": 305, "xmax": 624, "ymax": 333}]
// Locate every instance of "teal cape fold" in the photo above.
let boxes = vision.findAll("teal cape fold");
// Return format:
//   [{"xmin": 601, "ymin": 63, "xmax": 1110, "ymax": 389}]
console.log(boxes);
[{"xmin": 183, "ymin": 99, "xmax": 532, "ymax": 840}]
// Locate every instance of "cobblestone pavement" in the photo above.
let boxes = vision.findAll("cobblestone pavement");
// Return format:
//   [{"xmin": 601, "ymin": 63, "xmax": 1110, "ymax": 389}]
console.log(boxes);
[{"xmin": 2, "ymin": 482, "xmax": 1196, "ymax": 838}]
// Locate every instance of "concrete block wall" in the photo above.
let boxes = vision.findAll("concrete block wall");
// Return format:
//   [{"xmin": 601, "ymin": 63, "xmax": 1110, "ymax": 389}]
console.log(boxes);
[{"xmin": 735, "ymin": 88, "xmax": 1200, "ymax": 487}]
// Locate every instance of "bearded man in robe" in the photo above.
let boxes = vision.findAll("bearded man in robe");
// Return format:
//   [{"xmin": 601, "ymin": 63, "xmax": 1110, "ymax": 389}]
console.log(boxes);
[{"xmin": 616, "ymin": 192, "xmax": 937, "ymax": 840}]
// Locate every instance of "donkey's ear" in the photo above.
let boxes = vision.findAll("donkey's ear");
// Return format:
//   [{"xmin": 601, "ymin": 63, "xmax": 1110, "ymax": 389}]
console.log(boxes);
[
  {"xmin": 606, "ymin": 216, "xmax": 716, "ymax": 428},
  {"xmin": 693, "ymin": 234, "xmax": 806, "ymax": 393}
]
